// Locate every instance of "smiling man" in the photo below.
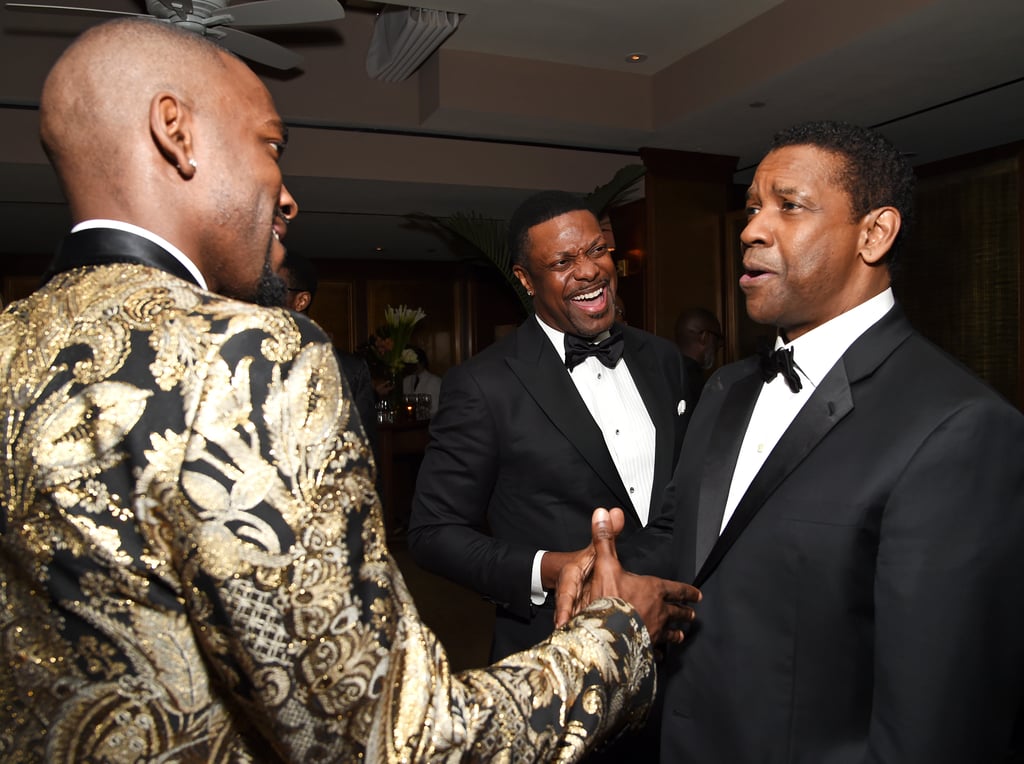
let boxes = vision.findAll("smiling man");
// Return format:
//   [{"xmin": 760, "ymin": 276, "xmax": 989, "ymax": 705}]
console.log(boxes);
[
  {"xmin": 409, "ymin": 190, "xmax": 696, "ymax": 759},
  {"xmin": 658, "ymin": 120, "xmax": 1024, "ymax": 762}
]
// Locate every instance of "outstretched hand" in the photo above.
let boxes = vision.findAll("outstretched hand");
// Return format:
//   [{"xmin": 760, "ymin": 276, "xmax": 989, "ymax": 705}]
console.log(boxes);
[{"xmin": 554, "ymin": 507, "xmax": 701, "ymax": 644}]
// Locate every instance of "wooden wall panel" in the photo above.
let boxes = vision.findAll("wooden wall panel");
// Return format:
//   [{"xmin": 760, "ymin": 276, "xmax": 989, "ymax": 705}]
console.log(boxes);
[
  {"xmin": 463, "ymin": 265, "xmax": 529, "ymax": 356},
  {"xmin": 365, "ymin": 277, "xmax": 461, "ymax": 377},
  {"xmin": 608, "ymin": 199, "xmax": 647, "ymax": 331},
  {"xmin": 900, "ymin": 152, "xmax": 1021, "ymax": 408},
  {"xmin": 639, "ymin": 148, "xmax": 738, "ymax": 340},
  {"xmin": 309, "ymin": 280, "xmax": 355, "ymax": 351}
]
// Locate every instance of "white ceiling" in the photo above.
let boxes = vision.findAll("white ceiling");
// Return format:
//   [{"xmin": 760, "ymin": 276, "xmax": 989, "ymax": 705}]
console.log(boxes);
[{"xmin": 1, "ymin": 0, "xmax": 1022, "ymax": 261}]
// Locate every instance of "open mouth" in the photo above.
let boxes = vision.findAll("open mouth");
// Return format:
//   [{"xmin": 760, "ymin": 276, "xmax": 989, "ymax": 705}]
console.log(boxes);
[
  {"xmin": 567, "ymin": 284, "xmax": 610, "ymax": 317},
  {"xmin": 741, "ymin": 258, "xmax": 774, "ymax": 278},
  {"xmin": 739, "ymin": 263, "xmax": 774, "ymax": 289},
  {"xmin": 272, "ymin": 217, "xmax": 287, "ymax": 243},
  {"xmin": 570, "ymin": 286, "xmax": 604, "ymax": 303}
]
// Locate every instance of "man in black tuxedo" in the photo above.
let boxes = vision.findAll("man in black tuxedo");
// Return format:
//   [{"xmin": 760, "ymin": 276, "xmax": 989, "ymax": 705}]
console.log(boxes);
[
  {"xmin": 408, "ymin": 191, "xmax": 693, "ymax": 661},
  {"xmin": 658, "ymin": 120, "xmax": 1024, "ymax": 762}
]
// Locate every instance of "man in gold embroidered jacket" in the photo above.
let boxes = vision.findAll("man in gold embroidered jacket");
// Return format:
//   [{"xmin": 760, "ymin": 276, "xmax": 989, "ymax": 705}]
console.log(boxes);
[{"xmin": 0, "ymin": 16, "xmax": 698, "ymax": 763}]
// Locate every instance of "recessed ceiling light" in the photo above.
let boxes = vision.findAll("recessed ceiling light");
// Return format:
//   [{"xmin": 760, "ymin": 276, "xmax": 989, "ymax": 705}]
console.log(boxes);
[
  {"xmin": 375, "ymin": 246, "xmax": 384, "ymax": 252},
  {"xmin": 625, "ymin": 53, "xmax": 647, "ymax": 63}
]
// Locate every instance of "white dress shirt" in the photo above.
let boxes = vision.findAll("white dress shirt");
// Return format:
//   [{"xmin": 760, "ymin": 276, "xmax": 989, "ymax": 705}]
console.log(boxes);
[
  {"xmin": 402, "ymin": 369, "xmax": 443, "ymax": 416},
  {"xmin": 71, "ymin": 219, "xmax": 208, "ymax": 290},
  {"xmin": 530, "ymin": 316, "xmax": 656, "ymax": 603},
  {"xmin": 721, "ymin": 288, "xmax": 895, "ymax": 532}
]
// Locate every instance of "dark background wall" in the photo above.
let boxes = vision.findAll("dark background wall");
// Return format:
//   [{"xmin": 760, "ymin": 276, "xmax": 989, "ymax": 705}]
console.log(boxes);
[{"xmin": 3, "ymin": 141, "xmax": 1021, "ymax": 409}]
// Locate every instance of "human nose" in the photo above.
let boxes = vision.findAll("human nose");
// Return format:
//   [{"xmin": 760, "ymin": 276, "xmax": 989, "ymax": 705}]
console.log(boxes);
[
  {"xmin": 740, "ymin": 211, "xmax": 770, "ymax": 249},
  {"xmin": 279, "ymin": 183, "xmax": 298, "ymax": 223},
  {"xmin": 572, "ymin": 253, "xmax": 600, "ymax": 280}
]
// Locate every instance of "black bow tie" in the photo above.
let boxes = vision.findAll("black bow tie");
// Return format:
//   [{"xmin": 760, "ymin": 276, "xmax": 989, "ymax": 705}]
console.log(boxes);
[
  {"xmin": 564, "ymin": 327, "xmax": 624, "ymax": 371},
  {"xmin": 759, "ymin": 345, "xmax": 803, "ymax": 393}
]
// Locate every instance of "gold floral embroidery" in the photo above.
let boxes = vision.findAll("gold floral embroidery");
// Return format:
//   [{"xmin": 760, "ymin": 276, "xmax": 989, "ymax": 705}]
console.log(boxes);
[{"xmin": 1, "ymin": 263, "xmax": 653, "ymax": 763}]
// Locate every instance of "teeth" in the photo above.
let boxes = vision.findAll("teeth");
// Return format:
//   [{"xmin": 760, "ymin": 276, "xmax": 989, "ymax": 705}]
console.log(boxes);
[
  {"xmin": 571, "ymin": 288, "xmax": 602, "ymax": 302},
  {"xmin": 272, "ymin": 229, "xmax": 281, "ymax": 242}
]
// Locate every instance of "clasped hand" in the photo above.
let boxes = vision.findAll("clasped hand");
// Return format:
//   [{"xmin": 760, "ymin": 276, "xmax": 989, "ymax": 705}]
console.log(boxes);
[{"xmin": 552, "ymin": 507, "xmax": 700, "ymax": 644}]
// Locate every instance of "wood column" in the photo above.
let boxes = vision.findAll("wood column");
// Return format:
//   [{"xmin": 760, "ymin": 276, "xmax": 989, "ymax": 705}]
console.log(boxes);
[{"xmin": 638, "ymin": 148, "xmax": 738, "ymax": 341}]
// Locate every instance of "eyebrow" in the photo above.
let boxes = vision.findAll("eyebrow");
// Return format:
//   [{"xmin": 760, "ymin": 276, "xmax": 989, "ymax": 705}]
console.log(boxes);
[
  {"xmin": 747, "ymin": 183, "xmax": 814, "ymax": 204},
  {"xmin": 267, "ymin": 119, "xmax": 289, "ymax": 145},
  {"xmin": 555, "ymin": 235, "xmax": 604, "ymax": 257},
  {"xmin": 772, "ymin": 184, "xmax": 802, "ymax": 197}
]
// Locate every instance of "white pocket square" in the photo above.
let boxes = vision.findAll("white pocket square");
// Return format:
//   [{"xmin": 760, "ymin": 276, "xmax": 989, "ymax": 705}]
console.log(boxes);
[{"xmin": 677, "ymin": 399, "xmax": 687, "ymax": 415}]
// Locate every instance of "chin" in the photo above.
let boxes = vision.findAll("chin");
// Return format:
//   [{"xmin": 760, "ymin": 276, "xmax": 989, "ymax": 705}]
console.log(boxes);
[
  {"xmin": 573, "ymin": 315, "xmax": 613, "ymax": 337},
  {"xmin": 743, "ymin": 298, "xmax": 773, "ymax": 327}
]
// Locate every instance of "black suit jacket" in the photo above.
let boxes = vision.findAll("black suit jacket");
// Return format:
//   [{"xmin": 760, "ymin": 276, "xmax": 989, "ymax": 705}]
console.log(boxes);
[
  {"xmin": 408, "ymin": 318, "xmax": 690, "ymax": 659},
  {"xmin": 335, "ymin": 351, "xmax": 379, "ymax": 463},
  {"xmin": 681, "ymin": 354, "xmax": 707, "ymax": 410},
  {"xmin": 658, "ymin": 305, "xmax": 1024, "ymax": 763}
]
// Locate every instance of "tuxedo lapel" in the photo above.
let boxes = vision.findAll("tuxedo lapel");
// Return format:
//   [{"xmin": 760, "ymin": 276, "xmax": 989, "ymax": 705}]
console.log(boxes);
[
  {"xmin": 691, "ymin": 305, "xmax": 914, "ymax": 587},
  {"xmin": 842, "ymin": 304, "xmax": 914, "ymax": 383},
  {"xmin": 44, "ymin": 228, "xmax": 201, "ymax": 287},
  {"xmin": 506, "ymin": 321, "xmax": 634, "ymax": 516},
  {"xmin": 695, "ymin": 364, "xmax": 854, "ymax": 586},
  {"xmin": 693, "ymin": 369, "xmax": 762, "ymax": 575}
]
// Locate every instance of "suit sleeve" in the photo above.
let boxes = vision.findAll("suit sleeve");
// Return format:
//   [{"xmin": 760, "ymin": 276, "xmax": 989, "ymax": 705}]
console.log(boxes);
[
  {"xmin": 618, "ymin": 477, "xmax": 679, "ymax": 578},
  {"xmin": 174, "ymin": 318, "xmax": 656, "ymax": 762},
  {"xmin": 867, "ymin": 398, "xmax": 1024, "ymax": 762},
  {"xmin": 407, "ymin": 363, "xmax": 539, "ymax": 618}
]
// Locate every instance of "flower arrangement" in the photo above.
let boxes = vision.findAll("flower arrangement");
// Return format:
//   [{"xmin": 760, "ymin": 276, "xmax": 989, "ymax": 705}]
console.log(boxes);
[{"xmin": 363, "ymin": 304, "xmax": 426, "ymax": 379}]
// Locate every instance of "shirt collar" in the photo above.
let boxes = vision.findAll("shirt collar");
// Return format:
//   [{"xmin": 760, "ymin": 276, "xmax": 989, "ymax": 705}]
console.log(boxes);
[
  {"xmin": 535, "ymin": 315, "xmax": 568, "ymax": 363},
  {"xmin": 71, "ymin": 219, "xmax": 208, "ymax": 290},
  {"xmin": 534, "ymin": 314, "xmax": 614, "ymax": 365},
  {"xmin": 780, "ymin": 288, "xmax": 895, "ymax": 387}
]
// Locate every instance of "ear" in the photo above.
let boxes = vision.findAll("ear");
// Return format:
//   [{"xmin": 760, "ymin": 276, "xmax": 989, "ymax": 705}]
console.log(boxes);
[
  {"xmin": 512, "ymin": 264, "xmax": 534, "ymax": 297},
  {"xmin": 150, "ymin": 92, "xmax": 196, "ymax": 180},
  {"xmin": 293, "ymin": 291, "xmax": 312, "ymax": 313},
  {"xmin": 859, "ymin": 207, "xmax": 900, "ymax": 265}
]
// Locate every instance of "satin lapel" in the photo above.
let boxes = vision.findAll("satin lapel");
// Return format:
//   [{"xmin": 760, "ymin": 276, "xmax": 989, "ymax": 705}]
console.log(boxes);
[
  {"xmin": 622, "ymin": 329, "xmax": 675, "ymax": 489},
  {"xmin": 694, "ymin": 361, "xmax": 855, "ymax": 587},
  {"xmin": 694, "ymin": 369, "xmax": 762, "ymax": 575},
  {"xmin": 44, "ymin": 229, "xmax": 200, "ymax": 286},
  {"xmin": 506, "ymin": 321, "xmax": 634, "ymax": 515},
  {"xmin": 842, "ymin": 303, "xmax": 914, "ymax": 382}
]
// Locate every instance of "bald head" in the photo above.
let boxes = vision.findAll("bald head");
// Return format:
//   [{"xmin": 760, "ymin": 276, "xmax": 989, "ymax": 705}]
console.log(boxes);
[
  {"xmin": 39, "ymin": 18, "xmax": 298, "ymax": 300},
  {"xmin": 41, "ymin": 19, "xmax": 225, "ymax": 204}
]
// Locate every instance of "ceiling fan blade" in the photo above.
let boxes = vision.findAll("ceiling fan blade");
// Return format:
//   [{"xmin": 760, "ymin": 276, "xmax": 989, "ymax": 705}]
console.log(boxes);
[
  {"xmin": 225, "ymin": 0, "xmax": 343, "ymax": 28},
  {"xmin": 217, "ymin": 26, "xmax": 302, "ymax": 70},
  {"xmin": 5, "ymin": 3, "xmax": 141, "ymax": 18},
  {"xmin": 147, "ymin": 0, "xmax": 193, "ymax": 18}
]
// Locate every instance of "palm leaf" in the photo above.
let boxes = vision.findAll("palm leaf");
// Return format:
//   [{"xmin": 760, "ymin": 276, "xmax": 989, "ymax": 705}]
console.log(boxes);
[
  {"xmin": 406, "ymin": 211, "xmax": 533, "ymax": 315},
  {"xmin": 405, "ymin": 164, "xmax": 646, "ymax": 317},
  {"xmin": 586, "ymin": 164, "xmax": 646, "ymax": 218}
]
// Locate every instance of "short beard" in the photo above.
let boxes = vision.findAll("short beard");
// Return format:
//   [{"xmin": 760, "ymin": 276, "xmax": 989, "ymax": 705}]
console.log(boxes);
[{"xmin": 254, "ymin": 256, "xmax": 287, "ymax": 308}]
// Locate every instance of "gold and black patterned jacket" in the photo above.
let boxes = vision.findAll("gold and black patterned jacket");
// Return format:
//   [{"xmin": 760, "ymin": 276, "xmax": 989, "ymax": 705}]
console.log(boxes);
[{"xmin": 0, "ymin": 231, "xmax": 654, "ymax": 763}]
